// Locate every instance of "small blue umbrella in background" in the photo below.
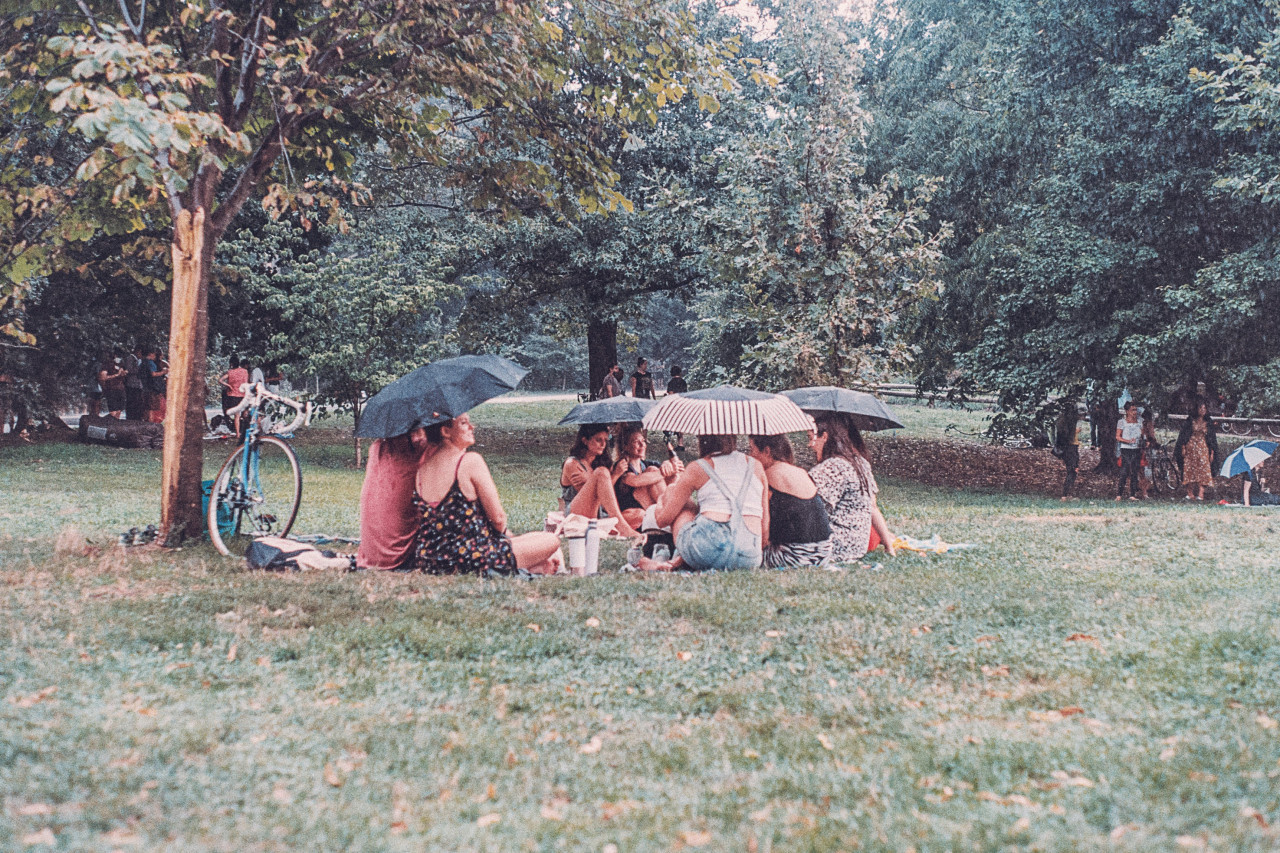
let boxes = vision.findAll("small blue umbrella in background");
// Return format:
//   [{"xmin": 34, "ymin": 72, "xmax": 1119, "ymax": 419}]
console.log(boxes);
[
  {"xmin": 355, "ymin": 354, "xmax": 528, "ymax": 439},
  {"xmin": 558, "ymin": 397, "xmax": 659, "ymax": 426},
  {"xmin": 1220, "ymin": 440, "xmax": 1279, "ymax": 478}
]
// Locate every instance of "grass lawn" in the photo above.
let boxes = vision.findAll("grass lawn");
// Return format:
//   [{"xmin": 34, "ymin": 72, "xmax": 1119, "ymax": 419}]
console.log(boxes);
[{"xmin": 2, "ymin": 402, "xmax": 1280, "ymax": 850}]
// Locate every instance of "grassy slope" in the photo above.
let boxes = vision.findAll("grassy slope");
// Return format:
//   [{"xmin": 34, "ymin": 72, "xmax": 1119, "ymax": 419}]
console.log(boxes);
[{"xmin": 2, "ymin": 401, "xmax": 1279, "ymax": 850}]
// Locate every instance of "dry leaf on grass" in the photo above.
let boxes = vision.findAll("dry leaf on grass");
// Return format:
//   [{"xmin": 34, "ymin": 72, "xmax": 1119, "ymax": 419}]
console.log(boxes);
[
  {"xmin": 476, "ymin": 812, "xmax": 501, "ymax": 828},
  {"xmin": 816, "ymin": 733, "xmax": 834, "ymax": 751},
  {"xmin": 579, "ymin": 735, "xmax": 603, "ymax": 754},
  {"xmin": 11, "ymin": 686, "xmax": 57, "ymax": 707},
  {"xmin": 1240, "ymin": 806, "xmax": 1270, "ymax": 828},
  {"xmin": 101, "ymin": 828, "xmax": 140, "ymax": 844},
  {"xmin": 1064, "ymin": 633, "xmax": 1103, "ymax": 649},
  {"xmin": 226, "ymin": 643, "xmax": 237, "ymax": 662},
  {"xmin": 680, "ymin": 830, "xmax": 712, "ymax": 846},
  {"xmin": 17, "ymin": 803, "xmax": 53, "ymax": 816},
  {"xmin": 585, "ymin": 617, "xmax": 601, "ymax": 628},
  {"xmin": 271, "ymin": 783, "xmax": 293, "ymax": 805},
  {"xmin": 675, "ymin": 651, "xmax": 693, "ymax": 662},
  {"xmin": 323, "ymin": 763, "xmax": 343, "ymax": 787},
  {"xmin": 525, "ymin": 623, "xmax": 540, "ymax": 633},
  {"xmin": 764, "ymin": 629, "xmax": 781, "ymax": 638},
  {"xmin": 1256, "ymin": 713, "xmax": 1278, "ymax": 729},
  {"xmin": 975, "ymin": 634, "xmax": 1000, "ymax": 644},
  {"xmin": 20, "ymin": 828, "xmax": 56, "ymax": 846}
]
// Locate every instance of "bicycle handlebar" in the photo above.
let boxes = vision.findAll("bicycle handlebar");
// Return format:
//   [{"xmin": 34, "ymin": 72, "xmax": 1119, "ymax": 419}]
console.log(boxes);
[{"xmin": 224, "ymin": 382, "xmax": 312, "ymax": 435}]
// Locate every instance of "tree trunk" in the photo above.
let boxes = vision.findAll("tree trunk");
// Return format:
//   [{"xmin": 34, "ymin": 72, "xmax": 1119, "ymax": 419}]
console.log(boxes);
[
  {"xmin": 353, "ymin": 396, "xmax": 363, "ymax": 468},
  {"xmin": 1093, "ymin": 399, "xmax": 1118, "ymax": 473},
  {"xmin": 586, "ymin": 315, "xmax": 618, "ymax": 399},
  {"xmin": 159, "ymin": 208, "xmax": 213, "ymax": 546}
]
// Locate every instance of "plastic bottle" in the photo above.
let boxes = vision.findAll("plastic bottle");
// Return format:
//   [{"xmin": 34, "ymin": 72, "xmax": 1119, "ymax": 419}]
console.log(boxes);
[{"xmin": 584, "ymin": 520, "xmax": 600, "ymax": 575}]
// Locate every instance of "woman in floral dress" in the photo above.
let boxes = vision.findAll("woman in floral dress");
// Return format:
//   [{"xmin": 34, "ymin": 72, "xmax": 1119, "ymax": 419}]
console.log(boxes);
[
  {"xmin": 808, "ymin": 414, "xmax": 896, "ymax": 563},
  {"xmin": 413, "ymin": 414, "xmax": 562, "ymax": 574},
  {"xmin": 1175, "ymin": 401, "xmax": 1218, "ymax": 501}
]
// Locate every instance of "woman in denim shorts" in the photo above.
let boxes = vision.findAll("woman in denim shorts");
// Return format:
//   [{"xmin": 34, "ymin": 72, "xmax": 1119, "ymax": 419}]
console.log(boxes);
[{"xmin": 643, "ymin": 434, "xmax": 767, "ymax": 571}]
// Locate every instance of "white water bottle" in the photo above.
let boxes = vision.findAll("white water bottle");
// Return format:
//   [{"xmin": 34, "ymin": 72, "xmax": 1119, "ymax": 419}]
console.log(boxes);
[
  {"xmin": 584, "ymin": 521, "xmax": 601, "ymax": 575},
  {"xmin": 567, "ymin": 534, "xmax": 586, "ymax": 572}
]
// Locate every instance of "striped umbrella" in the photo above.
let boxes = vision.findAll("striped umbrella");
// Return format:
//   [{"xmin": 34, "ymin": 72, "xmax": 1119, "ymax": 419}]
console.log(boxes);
[
  {"xmin": 1220, "ymin": 439, "xmax": 1278, "ymax": 478},
  {"xmin": 642, "ymin": 385, "xmax": 814, "ymax": 436}
]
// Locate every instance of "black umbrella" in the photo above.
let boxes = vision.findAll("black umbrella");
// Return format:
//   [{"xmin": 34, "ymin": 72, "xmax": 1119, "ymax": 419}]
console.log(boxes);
[
  {"xmin": 780, "ymin": 386, "xmax": 904, "ymax": 432},
  {"xmin": 558, "ymin": 396, "xmax": 659, "ymax": 426},
  {"xmin": 355, "ymin": 354, "xmax": 528, "ymax": 439}
]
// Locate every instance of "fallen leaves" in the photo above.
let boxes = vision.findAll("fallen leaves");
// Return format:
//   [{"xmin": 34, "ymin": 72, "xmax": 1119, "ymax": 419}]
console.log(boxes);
[
  {"xmin": 974, "ymin": 634, "xmax": 1000, "ymax": 645},
  {"xmin": 20, "ymin": 828, "xmax": 56, "ymax": 846},
  {"xmin": 764, "ymin": 629, "xmax": 782, "ymax": 638},
  {"xmin": 226, "ymin": 643, "xmax": 237, "ymax": 663},
  {"xmin": 10, "ymin": 686, "xmax": 57, "ymax": 707},
  {"xmin": 584, "ymin": 617, "xmax": 601, "ymax": 628},
  {"xmin": 680, "ymin": 829, "xmax": 712, "ymax": 846},
  {"xmin": 675, "ymin": 651, "xmax": 693, "ymax": 662},
  {"xmin": 323, "ymin": 763, "xmax": 343, "ymax": 787},
  {"xmin": 17, "ymin": 803, "xmax": 53, "ymax": 816},
  {"xmin": 1064, "ymin": 633, "xmax": 1103, "ymax": 650},
  {"xmin": 1256, "ymin": 712, "xmax": 1278, "ymax": 730},
  {"xmin": 816, "ymin": 733, "xmax": 834, "ymax": 751},
  {"xmin": 579, "ymin": 735, "xmax": 603, "ymax": 754},
  {"xmin": 525, "ymin": 623, "xmax": 541, "ymax": 633},
  {"xmin": 476, "ymin": 812, "xmax": 501, "ymax": 828}
]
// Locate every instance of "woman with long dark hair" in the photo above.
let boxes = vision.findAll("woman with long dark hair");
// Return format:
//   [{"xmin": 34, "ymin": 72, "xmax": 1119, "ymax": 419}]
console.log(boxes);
[
  {"xmin": 413, "ymin": 415, "xmax": 562, "ymax": 574},
  {"xmin": 559, "ymin": 424, "xmax": 640, "ymax": 538},
  {"xmin": 1175, "ymin": 400, "xmax": 1218, "ymax": 500},
  {"xmin": 612, "ymin": 423, "xmax": 682, "ymax": 529},
  {"xmin": 809, "ymin": 413, "xmax": 896, "ymax": 562},
  {"xmin": 748, "ymin": 433, "xmax": 831, "ymax": 568}
]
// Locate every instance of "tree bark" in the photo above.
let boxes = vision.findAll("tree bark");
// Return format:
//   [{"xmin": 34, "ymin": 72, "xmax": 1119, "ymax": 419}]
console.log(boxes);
[
  {"xmin": 1093, "ymin": 399, "xmax": 1118, "ymax": 474},
  {"xmin": 159, "ymin": 207, "xmax": 212, "ymax": 546},
  {"xmin": 586, "ymin": 315, "xmax": 617, "ymax": 399}
]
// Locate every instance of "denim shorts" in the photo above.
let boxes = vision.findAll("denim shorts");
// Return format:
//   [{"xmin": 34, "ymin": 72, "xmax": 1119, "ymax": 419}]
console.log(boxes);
[{"xmin": 676, "ymin": 514, "xmax": 762, "ymax": 572}]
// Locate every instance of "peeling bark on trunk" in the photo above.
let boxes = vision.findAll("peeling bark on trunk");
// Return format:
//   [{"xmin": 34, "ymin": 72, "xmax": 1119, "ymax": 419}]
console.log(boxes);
[
  {"xmin": 586, "ymin": 316, "xmax": 618, "ymax": 399},
  {"xmin": 159, "ymin": 208, "xmax": 212, "ymax": 546}
]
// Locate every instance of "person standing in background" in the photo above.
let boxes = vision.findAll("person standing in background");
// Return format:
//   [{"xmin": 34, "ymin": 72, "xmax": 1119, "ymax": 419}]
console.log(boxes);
[
  {"xmin": 1054, "ymin": 400, "xmax": 1082, "ymax": 500},
  {"xmin": 123, "ymin": 346, "xmax": 146, "ymax": 421},
  {"xmin": 599, "ymin": 363, "xmax": 623, "ymax": 399},
  {"xmin": 630, "ymin": 357, "xmax": 654, "ymax": 399},
  {"xmin": 1115, "ymin": 401, "xmax": 1143, "ymax": 500},
  {"xmin": 99, "ymin": 350, "xmax": 126, "ymax": 418},
  {"xmin": 143, "ymin": 347, "xmax": 168, "ymax": 423}
]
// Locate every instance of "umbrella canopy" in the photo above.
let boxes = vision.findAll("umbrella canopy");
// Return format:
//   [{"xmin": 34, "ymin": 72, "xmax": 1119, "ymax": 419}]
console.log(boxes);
[
  {"xmin": 355, "ymin": 354, "xmax": 528, "ymax": 439},
  {"xmin": 1220, "ymin": 439, "xmax": 1278, "ymax": 478},
  {"xmin": 558, "ymin": 396, "xmax": 659, "ymax": 426},
  {"xmin": 642, "ymin": 385, "xmax": 814, "ymax": 436},
  {"xmin": 779, "ymin": 386, "xmax": 904, "ymax": 432}
]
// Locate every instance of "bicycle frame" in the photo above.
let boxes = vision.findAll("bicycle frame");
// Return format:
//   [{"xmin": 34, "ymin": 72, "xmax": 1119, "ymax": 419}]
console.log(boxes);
[{"xmin": 220, "ymin": 383, "xmax": 311, "ymax": 536}]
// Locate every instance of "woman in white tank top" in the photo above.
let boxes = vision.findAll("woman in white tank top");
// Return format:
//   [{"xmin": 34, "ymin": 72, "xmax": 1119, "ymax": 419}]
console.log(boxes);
[{"xmin": 646, "ymin": 435, "xmax": 768, "ymax": 571}]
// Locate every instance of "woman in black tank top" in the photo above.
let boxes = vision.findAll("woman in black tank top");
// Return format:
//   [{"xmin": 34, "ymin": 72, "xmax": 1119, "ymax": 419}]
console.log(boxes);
[{"xmin": 748, "ymin": 434, "xmax": 832, "ymax": 568}]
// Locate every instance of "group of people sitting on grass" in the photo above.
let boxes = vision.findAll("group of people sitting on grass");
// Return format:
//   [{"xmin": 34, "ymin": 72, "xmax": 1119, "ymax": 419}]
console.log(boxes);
[{"xmin": 356, "ymin": 413, "xmax": 896, "ymax": 575}]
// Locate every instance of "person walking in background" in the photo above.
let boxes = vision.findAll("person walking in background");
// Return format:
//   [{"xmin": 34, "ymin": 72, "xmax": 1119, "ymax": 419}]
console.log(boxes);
[
  {"xmin": 599, "ymin": 363, "xmax": 623, "ymax": 399},
  {"xmin": 1175, "ymin": 400, "xmax": 1218, "ymax": 501},
  {"xmin": 123, "ymin": 345, "xmax": 146, "ymax": 421},
  {"xmin": 630, "ymin": 357, "xmax": 654, "ymax": 399},
  {"xmin": 1054, "ymin": 399, "xmax": 1082, "ymax": 500},
  {"xmin": 664, "ymin": 365, "xmax": 689, "ymax": 451},
  {"xmin": 1138, "ymin": 407, "xmax": 1158, "ymax": 499},
  {"xmin": 1115, "ymin": 401, "xmax": 1143, "ymax": 501}
]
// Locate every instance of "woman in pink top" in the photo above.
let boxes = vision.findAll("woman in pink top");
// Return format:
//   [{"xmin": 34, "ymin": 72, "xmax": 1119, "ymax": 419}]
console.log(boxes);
[{"xmin": 356, "ymin": 429, "xmax": 435, "ymax": 570}]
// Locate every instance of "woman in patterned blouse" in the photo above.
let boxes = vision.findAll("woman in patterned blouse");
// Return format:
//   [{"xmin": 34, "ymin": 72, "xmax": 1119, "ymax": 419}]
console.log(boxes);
[{"xmin": 808, "ymin": 413, "xmax": 896, "ymax": 562}]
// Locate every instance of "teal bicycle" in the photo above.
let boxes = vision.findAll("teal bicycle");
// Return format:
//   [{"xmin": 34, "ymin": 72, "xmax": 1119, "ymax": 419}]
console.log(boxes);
[{"xmin": 207, "ymin": 382, "xmax": 312, "ymax": 556}]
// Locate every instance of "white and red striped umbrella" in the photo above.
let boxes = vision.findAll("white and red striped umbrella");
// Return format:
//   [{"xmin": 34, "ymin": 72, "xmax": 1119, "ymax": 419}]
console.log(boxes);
[{"xmin": 642, "ymin": 385, "xmax": 815, "ymax": 436}]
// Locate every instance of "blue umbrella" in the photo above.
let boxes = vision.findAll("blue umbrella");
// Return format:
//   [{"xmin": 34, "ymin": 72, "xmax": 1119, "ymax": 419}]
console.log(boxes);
[
  {"xmin": 355, "ymin": 354, "xmax": 528, "ymax": 439},
  {"xmin": 1220, "ymin": 440, "xmax": 1279, "ymax": 478},
  {"xmin": 558, "ymin": 396, "xmax": 659, "ymax": 425}
]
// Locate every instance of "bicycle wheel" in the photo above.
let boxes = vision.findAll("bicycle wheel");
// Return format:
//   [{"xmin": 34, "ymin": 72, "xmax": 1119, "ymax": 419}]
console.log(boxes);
[
  {"xmin": 1268, "ymin": 423, "xmax": 1280, "ymax": 438},
  {"xmin": 207, "ymin": 435, "xmax": 302, "ymax": 557},
  {"xmin": 1164, "ymin": 460, "xmax": 1181, "ymax": 492}
]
